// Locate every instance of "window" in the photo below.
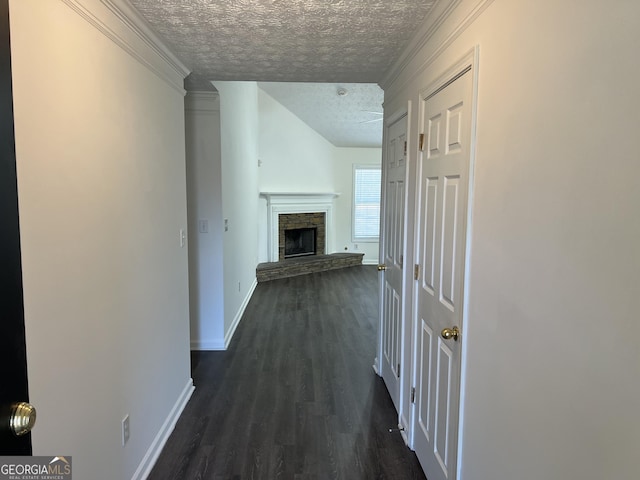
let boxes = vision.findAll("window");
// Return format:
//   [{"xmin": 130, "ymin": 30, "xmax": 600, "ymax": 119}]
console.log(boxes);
[{"xmin": 353, "ymin": 165, "xmax": 381, "ymax": 241}]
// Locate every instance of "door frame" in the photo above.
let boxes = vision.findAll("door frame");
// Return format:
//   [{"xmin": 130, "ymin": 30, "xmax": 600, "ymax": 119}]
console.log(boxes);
[
  {"xmin": 409, "ymin": 46, "xmax": 480, "ymax": 476},
  {"xmin": 0, "ymin": 0, "xmax": 32, "ymax": 454}
]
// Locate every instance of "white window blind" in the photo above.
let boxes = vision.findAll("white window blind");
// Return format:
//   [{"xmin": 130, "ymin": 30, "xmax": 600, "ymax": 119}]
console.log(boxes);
[{"xmin": 353, "ymin": 166, "xmax": 381, "ymax": 241}]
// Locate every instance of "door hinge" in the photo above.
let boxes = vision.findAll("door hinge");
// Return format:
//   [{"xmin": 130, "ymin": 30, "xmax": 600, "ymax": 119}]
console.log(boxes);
[
  {"xmin": 397, "ymin": 363, "xmax": 400, "ymax": 378},
  {"xmin": 404, "ymin": 140, "xmax": 407, "ymax": 155},
  {"xmin": 411, "ymin": 387, "xmax": 416, "ymax": 404},
  {"xmin": 414, "ymin": 264, "xmax": 420, "ymax": 280},
  {"xmin": 418, "ymin": 133, "xmax": 425, "ymax": 151},
  {"xmin": 399, "ymin": 254, "xmax": 403, "ymax": 267}
]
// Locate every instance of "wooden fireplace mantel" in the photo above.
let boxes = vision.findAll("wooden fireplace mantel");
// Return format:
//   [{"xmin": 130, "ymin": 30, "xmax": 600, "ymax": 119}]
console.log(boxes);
[
  {"xmin": 260, "ymin": 193, "xmax": 340, "ymax": 262},
  {"xmin": 260, "ymin": 192, "xmax": 340, "ymax": 204}
]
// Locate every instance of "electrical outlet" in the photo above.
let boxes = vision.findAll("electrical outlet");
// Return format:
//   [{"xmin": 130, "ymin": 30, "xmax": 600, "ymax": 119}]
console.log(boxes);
[{"xmin": 122, "ymin": 415, "xmax": 130, "ymax": 446}]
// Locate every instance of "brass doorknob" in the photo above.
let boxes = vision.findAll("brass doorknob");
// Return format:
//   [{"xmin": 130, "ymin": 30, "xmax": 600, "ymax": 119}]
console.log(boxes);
[
  {"xmin": 377, "ymin": 264, "xmax": 387, "ymax": 271},
  {"xmin": 10, "ymin": 402, "xmax": 36, "ymax": 437},
  {"xmin": 441, "ymin": 326, "xmax": 460, "ymax": 341}
]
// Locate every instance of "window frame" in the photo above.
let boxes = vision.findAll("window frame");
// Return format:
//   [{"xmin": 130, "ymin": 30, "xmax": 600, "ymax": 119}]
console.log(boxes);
[{"xmin": 352, "ymin": 164, "xmax": 382, "ymax": 243}]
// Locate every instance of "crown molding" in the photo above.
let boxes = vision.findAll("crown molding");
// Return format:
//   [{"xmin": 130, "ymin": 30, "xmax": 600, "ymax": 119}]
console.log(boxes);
[
  {"xmin": 101, "ymin": 0, "xmax": 189, "ymax": 77},
  {"xmin": 185, "ymin": 91, "xmax": 220, "ymax": 113},
  {"xmin": 381, "ymin": 0, "xmax": 462, "ymax": 89},
  {"xmin": 381, "ymin": 0, "xmax": 494, "ymax": 92},
  {"xmin": 60, "ymin": 0, "xmax": 190, "ymax": 94}
]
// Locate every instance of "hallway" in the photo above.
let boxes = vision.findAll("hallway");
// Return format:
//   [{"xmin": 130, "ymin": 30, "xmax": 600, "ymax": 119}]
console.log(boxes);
[{"xmin": 149, "ymin": 266, "xmax": 425, "ymax": 479}]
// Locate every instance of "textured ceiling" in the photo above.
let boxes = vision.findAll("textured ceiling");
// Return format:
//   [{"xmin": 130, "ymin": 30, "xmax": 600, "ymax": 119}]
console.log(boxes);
[
  {"xmin": 130, "ymin": 0, "xmax": 436, "ymax": 85},
  {"xmin": 259, "ymin": 82, "xmax": 384, "ymax": 147},
  {"xmin": 129, "ymin": 0, "xmax": 436, "ymax": 147}
]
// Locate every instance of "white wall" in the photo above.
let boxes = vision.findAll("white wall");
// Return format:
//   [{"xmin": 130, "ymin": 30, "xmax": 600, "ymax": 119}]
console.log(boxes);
[
  {"xmin": 185, "ymin": 92, "xmax": 225, "ymax": 349},
  {"xmin": 258, "ymin": 89, "xmax": 336, "ymax": 191},
  {"xmin": 10, "ymin": 0, "xmax": 193, "ymax": 479},
  {"xmin": 333, "ymin": 148, "xmax": 381, "ymax": 264},
  {"xmin": 383, "ymin": 1, "xmax": 640, "ymax": 479},
  {"xmin": 258, "ymin": 88, "xmax": 382, "ymax": 263},
  {"xmin": 214, "ymin": 82, "xmax": 260, "ymax": 344}
]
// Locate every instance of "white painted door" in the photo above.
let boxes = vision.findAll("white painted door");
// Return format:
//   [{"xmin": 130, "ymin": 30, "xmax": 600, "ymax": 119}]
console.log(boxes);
[
  {"xmin": 413, "ymin": 66, "xmax": 473, "ymax": 480},
  {"xmin": 380, "ymin": 114, "xmax": 407, "ymax": 411}
]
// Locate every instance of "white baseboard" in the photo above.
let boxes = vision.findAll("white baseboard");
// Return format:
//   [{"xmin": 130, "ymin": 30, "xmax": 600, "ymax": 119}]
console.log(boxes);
[
  {"xmin": 189, "ymin": 278, "xmax": 258, "ymax": 351},
  {"xmin": 399, "ymin": 413, "xmax": 411, "ymax": 447},
  {"xmin": 363, "ymin": 258, "xmax": 378, "ymax": 265},
  {"xmin": 190, "ymin": 339, "xmax": 225, "ymax": 351},
  {"xmin": 131, "ymin": 379, "xmax": 195, "ymax": 480},
  {"xmin": 224, "ymin": 278, "xmax": 258, "ymax": 349},
  {"xmin": 400, "ymin": 426, "xmax": 410, "ymax": 447}
]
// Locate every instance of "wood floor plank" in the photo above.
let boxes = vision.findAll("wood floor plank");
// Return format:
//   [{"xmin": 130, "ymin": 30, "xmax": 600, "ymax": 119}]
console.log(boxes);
[{"xmin": 148, "ymin": 266, "xmax": 425, "ymax": 480}]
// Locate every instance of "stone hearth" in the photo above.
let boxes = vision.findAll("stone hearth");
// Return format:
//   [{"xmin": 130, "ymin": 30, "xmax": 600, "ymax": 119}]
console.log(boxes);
[{"xmin": 256, "ymin": 253, "xmax": 364, "ymax": 282}]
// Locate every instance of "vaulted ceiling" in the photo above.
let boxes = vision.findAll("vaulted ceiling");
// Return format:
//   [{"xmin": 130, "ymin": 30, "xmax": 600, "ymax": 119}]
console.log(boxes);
[{"xmin": 259, "ymin": 82, "xmax": 384, "ymax": 147}]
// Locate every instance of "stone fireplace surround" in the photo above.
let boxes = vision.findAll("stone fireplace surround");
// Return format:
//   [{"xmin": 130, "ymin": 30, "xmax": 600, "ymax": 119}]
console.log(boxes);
[
  {"xmin": 279, "ymin": 213, "xmax": 325, "ymax": 261},
  {"xmin": 260, "ymin": 192, "xmax": 338, "ymax": 262}
]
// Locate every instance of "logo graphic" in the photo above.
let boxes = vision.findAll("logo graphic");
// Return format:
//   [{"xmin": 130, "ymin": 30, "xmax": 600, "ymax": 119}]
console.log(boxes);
[{"xmin": 0, "ymin": 456, "xmax": 72, "ymax": 479}]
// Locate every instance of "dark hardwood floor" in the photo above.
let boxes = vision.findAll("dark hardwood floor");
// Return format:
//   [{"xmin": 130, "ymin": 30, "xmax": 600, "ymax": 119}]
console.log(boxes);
[{"xmin": 149, "ymin": 265, "xmax": 426, "ymax": 480}]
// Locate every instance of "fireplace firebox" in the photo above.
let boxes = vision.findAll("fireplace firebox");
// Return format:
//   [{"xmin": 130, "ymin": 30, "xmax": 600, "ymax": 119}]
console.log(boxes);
[{"xmin": 284, "ymin": 227, "xmax": 316, "ymax": 258}]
